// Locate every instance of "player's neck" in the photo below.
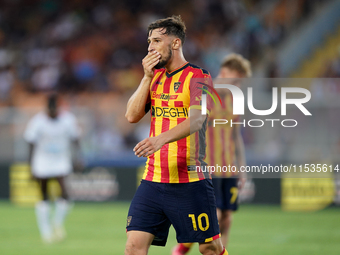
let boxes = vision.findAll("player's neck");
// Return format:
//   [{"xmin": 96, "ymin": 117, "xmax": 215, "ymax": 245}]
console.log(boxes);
[{"xmin": 165, "ymin": 52, "xmax": 187, "ymax": 73}]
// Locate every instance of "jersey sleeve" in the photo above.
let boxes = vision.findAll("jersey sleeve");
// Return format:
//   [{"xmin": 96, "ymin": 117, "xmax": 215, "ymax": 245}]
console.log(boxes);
[
  {"xmin": 24, "ymin": 115, "xmax": 40, "ymax": 143},
  {"xmin": 189, "ymin": 71, "xmax": 214, "ymax": 115}
]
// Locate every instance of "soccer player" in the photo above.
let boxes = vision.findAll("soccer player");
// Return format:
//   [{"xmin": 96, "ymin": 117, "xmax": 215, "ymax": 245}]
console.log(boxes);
[
  {"xmin": 124, "ymin": 16, "xmax": 227, "ymax": 255},
  {"xmin": 172, "ymin": 53, "xmax": 252, "ymax": 254},
  {"xmin": 24, "ymin": 93, "xmax": 81, "ymax": 243}
]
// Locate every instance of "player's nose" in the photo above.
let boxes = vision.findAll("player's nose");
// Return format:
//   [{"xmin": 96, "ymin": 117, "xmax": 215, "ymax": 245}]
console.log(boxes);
[{"xmin": 148, "ymin": 43, "xmax": 154, "ymax": 53}]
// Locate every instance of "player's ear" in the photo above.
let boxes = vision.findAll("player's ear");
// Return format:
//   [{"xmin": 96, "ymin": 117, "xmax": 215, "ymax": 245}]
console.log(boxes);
[{"xmin": 172, "ymin": 38, "xmax": 181, "ymax": 50}]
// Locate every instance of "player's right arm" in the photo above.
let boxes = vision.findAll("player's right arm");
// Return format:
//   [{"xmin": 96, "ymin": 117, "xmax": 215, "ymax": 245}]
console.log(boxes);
[
  {"xmin": 24, "ymin": 115, "xmax": 39, "ymax": 179},
  {"xmin": 28, "ymin": 143, "xmax": 36, "ymax": 179},
  {"xmin": 125, "ymin": 50, "xmax": 161, "ymax": 123}
]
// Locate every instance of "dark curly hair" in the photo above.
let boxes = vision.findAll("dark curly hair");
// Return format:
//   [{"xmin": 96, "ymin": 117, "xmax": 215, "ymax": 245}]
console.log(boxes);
[{"xmin": 147, "ymin": 15, "xmax": 186, "ymax": 45}]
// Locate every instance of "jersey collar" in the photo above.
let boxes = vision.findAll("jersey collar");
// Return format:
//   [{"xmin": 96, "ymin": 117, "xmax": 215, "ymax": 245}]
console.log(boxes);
[{"xmin": 165, "ymin": 62, "xmax": 189, "ymax": 78}]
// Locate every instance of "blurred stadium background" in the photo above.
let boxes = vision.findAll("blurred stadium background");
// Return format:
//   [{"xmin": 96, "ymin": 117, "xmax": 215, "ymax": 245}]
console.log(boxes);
[{"xmin": 0, "ymin": 0, "xmax": 340, "ymax": 254}]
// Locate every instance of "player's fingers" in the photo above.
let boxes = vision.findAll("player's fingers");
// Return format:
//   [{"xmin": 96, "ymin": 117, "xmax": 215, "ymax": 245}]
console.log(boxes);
[
  {"xmin": 143, "ymin": 51, "xmax": 160, "ymax": 63},
  {"xmin": 135, "ymin": 144, "xmax": 149, "ymax": 157},
  {"xmin": 134, "ymin": 140, "xmax": 153, "ymax": 157},
  {"xmin": 143, "ymin": 52, "xmax": 161, "ymax": 73},
  {"xmin": 133, "ymin": 139, "xmax": 146, "ymax": 152},
  {"xmin": 142, "ymin": 149, "xmax": 155, "ymax": 157},
  {"xmin": 148, "ymin": 59, "xmax": 160, "ymax": 70},
  {"xmin": 134, "ymin": 139, "xmax": 149, "ymax": 151},
  {"xmin": 143, "ymin": 62, "xmax": 159, "ymax": 77},
  {"xmin": 143, "ymin": 60, "xmax": 159, "ymax": 74},
  {"xmin": 142, "ymin": 142, "xmax": 161, "ymax": 157},
  {"xmin": 137, "ymin": 147, "xmax": 153, "ymax": 157},
  {"xmin": 143, "ymin": 54, "xmax": 161, "ymax": 68},
  {"xmin": 145, "ymin": 51, "xmax": 161, "ymax": 61}
]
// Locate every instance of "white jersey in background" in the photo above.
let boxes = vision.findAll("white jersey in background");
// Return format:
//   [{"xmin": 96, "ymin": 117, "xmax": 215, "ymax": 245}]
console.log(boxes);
[{"xmin": 24, "ymin": 111, "xmax": 80, "ymax": 178}]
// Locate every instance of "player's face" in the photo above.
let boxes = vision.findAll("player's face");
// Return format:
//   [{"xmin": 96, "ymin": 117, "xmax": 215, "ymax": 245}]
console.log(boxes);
[
  {"xmin": 217, "ymin": 67, "xmax": 244, "ymax": 88},
  {"xmin": 48, "ymin": 106, "xmax": 58, "ymax": 119},
  {"xmin": 148, "ymin": 28, "xmax": 173, "ymax": 69}
]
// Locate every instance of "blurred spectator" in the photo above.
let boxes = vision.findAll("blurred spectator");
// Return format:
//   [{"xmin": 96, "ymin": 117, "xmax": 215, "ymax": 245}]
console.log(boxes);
[
  {"xmin": 0, "ymin": 0, "xmax": 334, "ymax": 156},
  {"xmin": 0, "ymin": 48, "xmax": 14, "ymax": 104},
  {"xmin": 0, "ymin": 66, "xmax": 14, "ymax": 104},
  {"xmin": 0, "ymin": 0, "xmax": 329, "ymax": 97},
  {"xmin": 31, "ymin": 64, "xmax": 60, "ymax": 91}
]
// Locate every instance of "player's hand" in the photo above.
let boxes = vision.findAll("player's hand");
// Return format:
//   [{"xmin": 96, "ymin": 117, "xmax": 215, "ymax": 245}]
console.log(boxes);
[
  {"xmin": 142, "ymin": 50, "xmax": 161, "ymax": 79},
  {"xmin": 133, "ymin": 136, "xmax": 164, "ymax": 157},
  {"xmin": 238, "ymin": 177, "xmax": 246, "ymax": 190}
]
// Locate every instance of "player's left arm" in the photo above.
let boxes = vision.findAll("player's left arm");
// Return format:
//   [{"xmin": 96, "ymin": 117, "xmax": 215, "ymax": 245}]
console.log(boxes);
[
  {"xmin": 24, "ymin": 116, "xmax": 39, "ymax": 179},
  {"xmin": 233, "ymin": 124, "xmax": 247, "ymax": 189},
  {"xmin": 133, "ymin": 109, "xmax": 205, "ymax": 157},
  {"xmin": 27, "ymin": 142, "xmax": 36, "ymax": 179}
]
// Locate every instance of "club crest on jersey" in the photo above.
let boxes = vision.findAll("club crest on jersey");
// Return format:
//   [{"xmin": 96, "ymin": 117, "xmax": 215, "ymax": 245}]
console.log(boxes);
[
  {"xmin": 174, "ymin": 82, "xmax": 181, "ymax": 92},
  {"xmin": 127, "ymin": 216, "xmax": 132, "ymax": 227}
]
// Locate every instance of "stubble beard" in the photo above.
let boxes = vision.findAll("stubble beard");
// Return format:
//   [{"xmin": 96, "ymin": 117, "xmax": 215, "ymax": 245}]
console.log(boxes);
[{"xmin": 154, "ymin": 46, "xmax": 172, "ymax": 69}]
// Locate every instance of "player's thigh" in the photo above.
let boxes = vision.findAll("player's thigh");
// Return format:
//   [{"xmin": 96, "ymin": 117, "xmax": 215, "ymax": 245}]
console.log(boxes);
[
  {"xmin": 35, "ymin": 178, "xmax": 49, "ymax": 200},
  {"xmin": 221, "ymin": 209, "xmax": 233, "ymax": 220},
  {"xmin": 125, "ymin": 230, "xmax": 154, "ymax": 255},
  {"xmin": 220, "ymin": 209, "xmax": 233, "ymax": 229},
  {"xmin": 216, "ymin": 208, "xmax": 222, "ymax": 223},
  {"xmin": 126, "ymin": 180, "xmax": 171, "ymax": 246},
  {"xmin": 36, "ymin": 178, "xmax": 48, "ymax": 192},
  {"xmin": 167, "ymin": 179, "xmax": 220, "ymax": 244},
  {"xmin": 56, "ymin": 176, "xmax": 68, "ymax": 193}
]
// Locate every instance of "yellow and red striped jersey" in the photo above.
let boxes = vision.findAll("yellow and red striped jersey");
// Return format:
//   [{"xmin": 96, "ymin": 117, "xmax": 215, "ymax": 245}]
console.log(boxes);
[
  {"xmin": 205, "ymin": 92, "xmax": 239, "ymax": 177},
  {"xmin": 142, "ymin": 62, "xmax": 212, "ymax": 183}
]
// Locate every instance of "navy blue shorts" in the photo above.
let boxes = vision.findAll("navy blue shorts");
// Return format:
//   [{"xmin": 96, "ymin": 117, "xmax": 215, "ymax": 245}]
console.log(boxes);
[
  {"xmin": 212, "ymin": 178, "xmax": 239, "ymax": 211},
  {"xmin": 126, "ymin": 179, "xmax": 220, "ymax": 246}
]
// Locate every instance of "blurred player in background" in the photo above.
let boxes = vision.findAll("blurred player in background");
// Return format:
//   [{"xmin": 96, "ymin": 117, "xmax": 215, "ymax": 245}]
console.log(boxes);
[
  {"xmin": 125, "ymin": 16, "xmax": 227, "ymax": 255},
  {"xmin": 172, "ymin": 54, "xmax": 251, "ymax": 254},
  {"xmin": 24, "ymin": 93, "xmax": 81, "ymax": 243}
]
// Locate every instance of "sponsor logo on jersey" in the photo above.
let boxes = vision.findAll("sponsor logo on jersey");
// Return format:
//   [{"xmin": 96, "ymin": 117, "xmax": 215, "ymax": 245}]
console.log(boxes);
[
  {"xmin": 151, "ymin": 106, "xmax": 188, "ymax": 118},
  {"xmin": 151, "ymin": 92, "xmax": 178, "ymax": 101},
  {"xmin": 127, "ymin": 216, "xmax": 132, "ymax": 227}
]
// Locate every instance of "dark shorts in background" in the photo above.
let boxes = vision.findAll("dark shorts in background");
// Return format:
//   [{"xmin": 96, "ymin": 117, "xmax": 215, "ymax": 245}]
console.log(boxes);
[
  {"xmin": 126, "ymin": 179, "xmax": 220, "ymax": 246},
  {"xmin": 212, "ymin": 178, "xmax": 239, "ymax": 211}
]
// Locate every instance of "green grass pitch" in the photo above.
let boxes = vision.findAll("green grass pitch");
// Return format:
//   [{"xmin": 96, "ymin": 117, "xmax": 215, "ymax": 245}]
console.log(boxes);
[{"xmin": 0, "ymin": 201, "xmax": 339, "ymax": 255}]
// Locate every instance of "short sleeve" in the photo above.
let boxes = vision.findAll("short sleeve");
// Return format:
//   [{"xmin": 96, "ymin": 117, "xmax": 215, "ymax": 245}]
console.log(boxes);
[{"xmin": 189, "ymin": 71, "xmax": 214, "ymax": 114}]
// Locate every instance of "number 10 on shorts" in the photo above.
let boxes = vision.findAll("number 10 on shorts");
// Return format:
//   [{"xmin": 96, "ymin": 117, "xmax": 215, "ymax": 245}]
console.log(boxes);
[{"xmin": 188, "ymin": 213, "xmax": 210, "ymax": 231}]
